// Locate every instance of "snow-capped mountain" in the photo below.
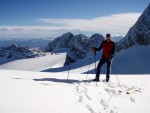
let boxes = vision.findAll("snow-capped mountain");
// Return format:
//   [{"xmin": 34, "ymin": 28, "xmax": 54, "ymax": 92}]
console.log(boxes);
[
  {"xmin": 116, "ymin": 4, "xmax": 150, "ymax": 51},
  {"xmin": 46, "ymin": 32, "xmax": 104, "ymax": 65},
  {"xmin": 0, "ymin": 44, "xmax": 45, "ymax": 64},
  {"xmin": 64, "ymin": 34, "xmax": 90, "ymax": 65},
  {"xmin": 0, "ymin": 37, "xmax": 53, "ymax": 49},
  {"xmin": 45, "ymin": 32, "xmax": 74, "ymax": 51},
  {"xmin": 65, "ymin": 33, "xmax": 104, "ymax": 65}
]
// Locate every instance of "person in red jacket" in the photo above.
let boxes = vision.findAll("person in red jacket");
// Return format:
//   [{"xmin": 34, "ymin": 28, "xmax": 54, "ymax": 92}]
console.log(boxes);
[{"xmin": 92, "ymin": 33, "xmax": 115, "ymax": 82}]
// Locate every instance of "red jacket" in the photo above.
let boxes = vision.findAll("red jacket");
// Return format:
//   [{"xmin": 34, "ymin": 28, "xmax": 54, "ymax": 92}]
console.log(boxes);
[{"xmin": 95, "ymin": 40, "xmax": 115, "ymax": 59}]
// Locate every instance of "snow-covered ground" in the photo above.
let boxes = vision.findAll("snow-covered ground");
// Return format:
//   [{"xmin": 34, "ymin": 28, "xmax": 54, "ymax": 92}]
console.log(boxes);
[
  {"xmin": 0, "ymin": 45, "xmax": 150, "ymax": 113},
  {"xmin": 0, "ymin": 69, "xmax": 150, "ymax": 113},
  {"xmin": 0, "ymin": 53, "xmax": 66, "ymax": 71}
]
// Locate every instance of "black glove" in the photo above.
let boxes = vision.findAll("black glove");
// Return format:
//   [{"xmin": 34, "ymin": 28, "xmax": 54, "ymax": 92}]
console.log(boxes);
[
  {"xmin": 92, "ymin": 46, "xmax": 96, "ymax": 51},
  {"xmin": 108, "ymin": 54, "xmax": 113, "ymax": 59}
]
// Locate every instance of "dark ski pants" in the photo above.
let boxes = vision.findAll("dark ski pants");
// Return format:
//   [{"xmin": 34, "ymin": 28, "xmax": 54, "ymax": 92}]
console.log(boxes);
[{"xmin": 95, "ymin": 58, "xmax": 112, "ymax": 81}]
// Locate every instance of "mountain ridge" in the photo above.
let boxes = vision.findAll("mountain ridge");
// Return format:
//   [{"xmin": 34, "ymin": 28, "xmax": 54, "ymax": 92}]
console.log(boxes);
[
  {"xmin": 116, "ymin": 4, "xmax": 150, "ymax": 51},
  {"xmin": 46, "ymin": 32, "xmax": 105, "ymax": 65}
]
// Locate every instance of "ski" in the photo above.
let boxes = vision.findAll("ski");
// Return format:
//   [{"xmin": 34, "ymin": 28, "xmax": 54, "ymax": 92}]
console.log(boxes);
[
  {"xmin": 126, "ymin": 88, "xmax": 141, "ymax": 94},
  {"xmin": 83, "ymin": 79, "xmax": 108, "ymax": 83},
  {"xmin": 119, "ymin": 87, "xmax": 141, "ymax": 94},
  {"xmin": 83, "ymin": 79, "xmax": 96, "ymax": 83}
]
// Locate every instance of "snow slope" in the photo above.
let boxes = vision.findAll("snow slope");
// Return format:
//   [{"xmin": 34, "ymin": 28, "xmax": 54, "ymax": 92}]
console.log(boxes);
[
  {"xmin": 43, "ymin": 45, "xmax": 150, "ymax": 74},
  {"xmin": 0, "ymin": 69, "xmax": 150, "ymax": 113},
  {"xmin": 0, "ymin": 53, "xmax": 66, "ymax": 71},
  {"xmin": 0, "ymin": 45, "xmax": 150, "ymax": 74},
  {"xmin": 113, "ymin": 45, "xmax": 150, "ymax": 74}
]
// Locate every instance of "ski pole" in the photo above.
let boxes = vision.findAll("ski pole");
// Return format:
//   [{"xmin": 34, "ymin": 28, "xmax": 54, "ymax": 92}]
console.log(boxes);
[
  {"xmin": 85, "ymin": 55, "xmax": 92, "ymax": 81},
  {"xmin": 94, "ymin": 50, "xmax": 98, "ymax": 86},
  {"xmin": 67, "ymin": 64, "xmax": 70, "ymax": 80},
  {"xmin": 111, "ymin": 64, "xmax": 121, "ymax": 87},
  {"xmin": 94, "ymin": 51, "xmax": 97, "ymax": 74}
]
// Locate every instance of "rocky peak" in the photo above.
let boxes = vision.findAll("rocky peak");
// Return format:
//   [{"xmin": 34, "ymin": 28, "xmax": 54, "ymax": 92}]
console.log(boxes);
[
  {"xmin": 46, "ymin": 32, "xmax": 74, "ymax": 52},
  {"xmin": 89, "ymin": 34, "xmax": 105, "ymax": 48},
  {"xmin": 116, "ymin": 4, "xmax": 150, "ymax": 52}
]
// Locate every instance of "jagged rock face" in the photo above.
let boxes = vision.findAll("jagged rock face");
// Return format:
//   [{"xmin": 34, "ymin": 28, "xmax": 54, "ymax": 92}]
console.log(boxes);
[
  {"xmin": 65, "ymin": 34, "xmax": 90, "ymax": 65},
  {"xmin": 65, "ymin": 33, "xmax": 104, "ymax": 65},
  {"xmin": 68, "ymin": 34, "xmax": 90, "ymax": 53},
  {"xmin": 116, "ymin": 4, "xmax": 150, "ymax": 52},
  {"xmin": 89, "ymin": 34, "xmax": 105, "ymax": 48},
  {"xmin": 0, "ymin": 44, "xmax": 45, "ymax": 59},
  {"xmin": 45, "ymin": 32, "xmax": 74, "ymax": 52},
  {"xmin": 46, "ymin": 32, "xmax": 104, "ymax": 65}
]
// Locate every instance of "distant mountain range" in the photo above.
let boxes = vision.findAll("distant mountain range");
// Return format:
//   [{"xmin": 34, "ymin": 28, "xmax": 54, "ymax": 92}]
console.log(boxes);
[
  {"xmin": 0, "ymin": 37, "xmax": 53, "ymax": 49},
  {"xmin": 0, "ymin": 44, "xmax": 45, "ymax": 64}
]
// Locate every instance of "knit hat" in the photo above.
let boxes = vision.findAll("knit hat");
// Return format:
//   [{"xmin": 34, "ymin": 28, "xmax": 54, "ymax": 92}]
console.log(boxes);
[{"xmin": 106, "ymin": 34, "xmax": 111, "ymax": 37}]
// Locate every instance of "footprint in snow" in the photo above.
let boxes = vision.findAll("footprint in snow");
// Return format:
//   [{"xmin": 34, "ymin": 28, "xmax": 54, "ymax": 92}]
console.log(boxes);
[
  {"xmin": 100, "ymin": 99, "xmax": 109, "ymax": 109},
  {"xmin": 86, "ymin": 105, "xmax": 97, "ymax": 113},
  {"xmin": 75, "ymin": 86, "xmax": 79, "ymax": 92},
  {"xmin": 74, "ymin": 83, "xmax": 91, "ymax": 103},
  {"xmin": 130, "ymin": 97, "xmax": 136, "ymax": 103},
  {"xmin": 105, "ymin": 88, "xmax": 117, "ymax": 95},
  {"xmin": 78, "ymin": 96, "xmax": 83, "ymax": 103},
  {"xmin": 105, "ymin": 82, "xmax": 117, "ymax": 88},
  {"xmin": 85, "ymin": 93, "xmax": 92, "ymax": 100},
  {"xmin": 110, "ymin": 109, "xmax": 118, "ymax": 113}
]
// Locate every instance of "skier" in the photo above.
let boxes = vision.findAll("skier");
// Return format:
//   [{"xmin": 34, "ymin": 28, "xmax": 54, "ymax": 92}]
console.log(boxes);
[{"xmin": 92, "ymin": 34, "xmax": 115, "ymax": 82}]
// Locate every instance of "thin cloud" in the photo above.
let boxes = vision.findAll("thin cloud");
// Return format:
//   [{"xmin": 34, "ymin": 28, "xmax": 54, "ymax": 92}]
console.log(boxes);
[
  {"xmin": 0, "ymin": 12, "xmax": 141, "ymax": 38},
  {"xmin": 37, "ymin": 12, "xmax": 141, "ymax": 33}
]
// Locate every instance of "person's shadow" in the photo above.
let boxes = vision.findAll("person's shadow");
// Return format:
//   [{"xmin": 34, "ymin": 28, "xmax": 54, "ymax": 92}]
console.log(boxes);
[{"xmin": 33, "ymin": 78, "xmax": 79, "ymax": 84}]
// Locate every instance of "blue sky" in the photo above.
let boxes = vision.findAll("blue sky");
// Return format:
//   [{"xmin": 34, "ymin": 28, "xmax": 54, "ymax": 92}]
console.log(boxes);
[{"xmin": 0, "ymin": 0, "xmax": 149, "ymax": 38}]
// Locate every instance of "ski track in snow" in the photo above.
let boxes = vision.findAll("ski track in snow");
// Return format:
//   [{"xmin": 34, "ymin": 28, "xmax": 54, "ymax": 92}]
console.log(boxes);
[
  {"xmin": 73, "ymin": 80, "xmax": 142, "ymax": 113},
  {"xmin": 0, "ymin": 69, "xmax": 149, "ymax": 113}
]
